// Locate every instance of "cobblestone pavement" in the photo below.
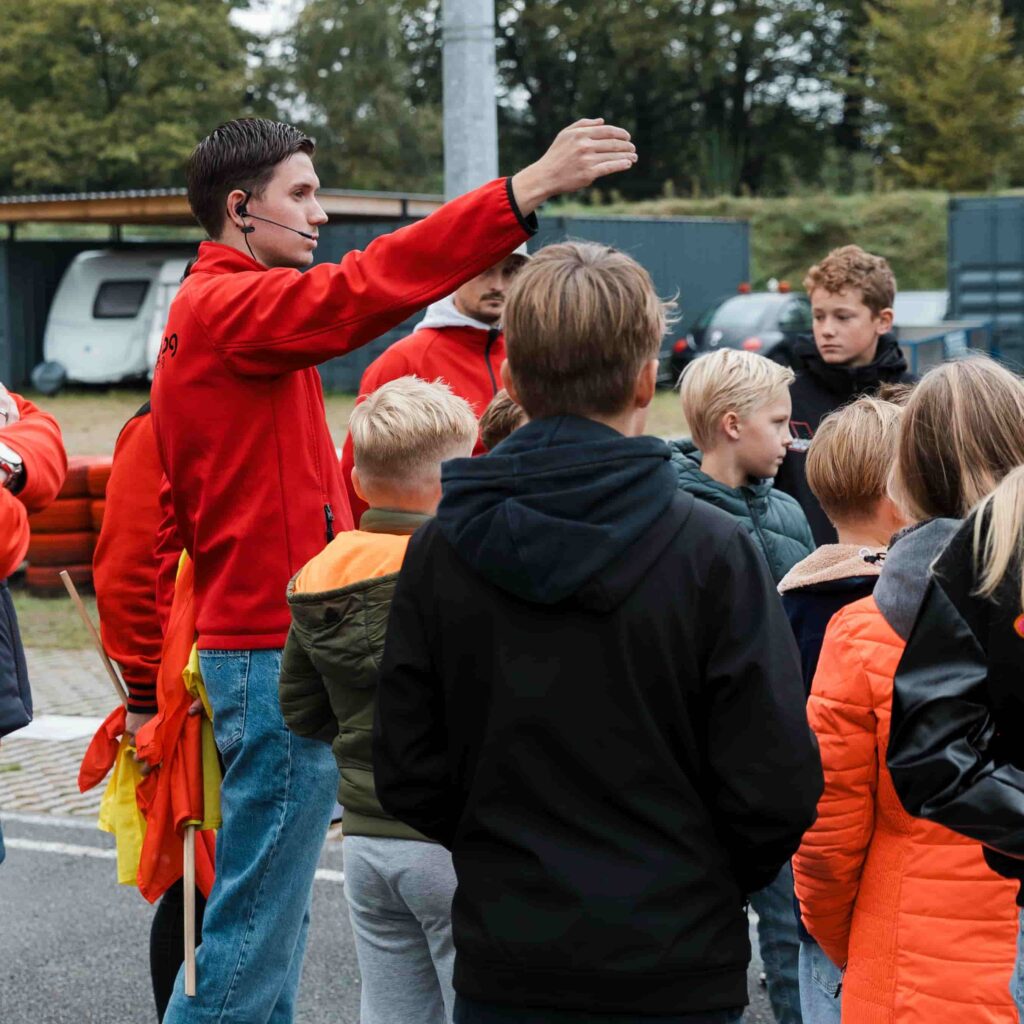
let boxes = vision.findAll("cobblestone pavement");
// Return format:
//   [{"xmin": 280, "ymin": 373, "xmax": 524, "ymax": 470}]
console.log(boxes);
[{"xmin": 0, "ymin": 649, "xmax": 110, "ymax": 818}]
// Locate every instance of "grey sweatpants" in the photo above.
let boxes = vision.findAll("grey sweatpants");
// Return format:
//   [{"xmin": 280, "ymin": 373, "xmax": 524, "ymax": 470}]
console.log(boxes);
[{"xmin": 343, "ymin": 834, "xmax": 457, "ymax": 1024}]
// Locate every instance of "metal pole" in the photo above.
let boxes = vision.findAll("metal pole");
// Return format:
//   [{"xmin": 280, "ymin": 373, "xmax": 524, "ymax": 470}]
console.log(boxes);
[{"xmin": 442, "ymin": 0, "xmax": 499, "ymax": 200}]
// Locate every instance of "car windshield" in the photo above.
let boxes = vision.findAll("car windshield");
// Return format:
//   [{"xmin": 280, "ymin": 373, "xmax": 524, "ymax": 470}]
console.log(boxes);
[{"xmin": 706, "ymin": 295, "xmax": 782, "ymax": 333}]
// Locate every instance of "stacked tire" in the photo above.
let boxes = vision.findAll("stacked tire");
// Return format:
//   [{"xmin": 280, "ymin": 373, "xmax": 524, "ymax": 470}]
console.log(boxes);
[{"xmin": 25, "ymin": 456, "xmax": 112, "ymax": 596}]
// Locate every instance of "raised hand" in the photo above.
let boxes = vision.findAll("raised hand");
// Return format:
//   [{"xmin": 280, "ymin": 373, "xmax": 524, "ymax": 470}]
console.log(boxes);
[{"xmin": 511, "ymin": 119, "xmax": 638, "ymax": 216}]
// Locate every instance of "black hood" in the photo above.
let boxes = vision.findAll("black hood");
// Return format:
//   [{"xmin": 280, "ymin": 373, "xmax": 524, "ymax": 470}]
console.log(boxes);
[
  {"xmin": 437, "ymin": 416, "xmax": 678, "ymax": 606},
  {"xmin": 791, "ymin": 332, "xmax": 910, "ymax": 399}
]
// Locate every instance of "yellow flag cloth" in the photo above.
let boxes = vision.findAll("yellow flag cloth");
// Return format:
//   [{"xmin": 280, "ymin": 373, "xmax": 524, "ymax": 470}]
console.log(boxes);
[{"xmin": 97, "ymin": 737, "xmax": 147, "ymax": 885}]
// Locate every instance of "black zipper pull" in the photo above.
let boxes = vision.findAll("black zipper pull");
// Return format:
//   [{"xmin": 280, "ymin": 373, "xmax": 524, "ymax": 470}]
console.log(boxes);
[
  {"xmin": 324, "ymin": 503, "xmax": 335, "ymax": 542},
  {"xmin": 484, "ymin": 328, "xmax": 500, "ymax": 394}
]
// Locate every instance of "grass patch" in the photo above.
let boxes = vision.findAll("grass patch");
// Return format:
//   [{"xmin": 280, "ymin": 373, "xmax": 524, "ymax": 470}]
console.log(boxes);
[{"xmin": 10, "ymin": 588, "xmax": 97, "ymax": 650}]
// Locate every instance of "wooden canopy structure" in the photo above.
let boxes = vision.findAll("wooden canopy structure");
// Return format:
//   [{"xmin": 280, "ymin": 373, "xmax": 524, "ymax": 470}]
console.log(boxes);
[{"xmin": 0, "ymin": 187, "xmax": 444, "ymax": 227}]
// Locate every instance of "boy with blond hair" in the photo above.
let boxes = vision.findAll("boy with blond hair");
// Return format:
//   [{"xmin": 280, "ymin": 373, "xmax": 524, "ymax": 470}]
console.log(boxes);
[
  {"xmin": 279, "ymin": 376, "xmax": 478, "ymax": 1024},
  {"xmin": 773, "ymin": 244, "xmax": 915, "ymax": 545},
  {"xmin": 775, "ymin": 392, "xmax": 908, "ymax": 1022},
  {"xmin": 673, "ymin": 349, "xmax": 814, "ymax": 584},
  {"xmin": 373, "ymin": 241, "xmax": 822, "ymax": 1024},
  {"xmin": 671, "ymin": 347, "xmax": 813, "ymax": 1024}
]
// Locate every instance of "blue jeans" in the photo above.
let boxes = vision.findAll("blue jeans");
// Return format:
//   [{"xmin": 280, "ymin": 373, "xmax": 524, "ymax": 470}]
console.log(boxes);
[
  {"xmin": 749, "ymin": 863, "xmax": 803, "ymax": 1024},
  {"xmin": 163, "ymin": 649, "xmax": 338, "ymax": 1024},
  {"xmin": 1013, "ymin": 908, "xmax": 1024, "ymax": 1018},
  {"xmin": 798, "ymin": 940, "xmax": 842, "ymax": 1024}
]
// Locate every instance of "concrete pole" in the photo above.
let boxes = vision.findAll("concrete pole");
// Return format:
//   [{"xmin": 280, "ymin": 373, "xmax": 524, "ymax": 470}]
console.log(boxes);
[{"xmin": 442, "ymin": 0, "xmax": 499, "ymax": 200}]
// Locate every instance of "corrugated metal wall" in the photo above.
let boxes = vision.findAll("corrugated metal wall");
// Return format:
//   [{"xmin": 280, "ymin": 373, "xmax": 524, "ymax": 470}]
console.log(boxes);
[
  {"xmin": 948, "ymin": 197, "xmax": 1024, "ymax": 369},
  {"xmin": 0, "ymin": 215, "xmax": 749, "ymax": 392}
]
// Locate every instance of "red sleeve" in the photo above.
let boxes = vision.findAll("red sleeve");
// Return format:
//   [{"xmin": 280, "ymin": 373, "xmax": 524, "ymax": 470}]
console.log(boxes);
[
  {"xmin": 4, "ymin": 394, "xmax": 67, "ymax": 514},
  {"xmin": 0, "ymin": 492, "xmax": 29, "ymax": 581},
  {"xmin": 154, "ymin": 473, "xmax": 183, "ymax": 636},
  {"xmin": 201, "ymin": 178, "xmax": 533, "ymax": 377},
  {"xmin": 93, "ymin": 412, "xmax": 172, "ymax": 714}
]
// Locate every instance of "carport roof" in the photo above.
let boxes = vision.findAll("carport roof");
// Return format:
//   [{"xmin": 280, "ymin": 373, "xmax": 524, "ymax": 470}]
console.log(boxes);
[{"xmin": 0, "ymin": 187, "xmax": 444, "ymax": 225}]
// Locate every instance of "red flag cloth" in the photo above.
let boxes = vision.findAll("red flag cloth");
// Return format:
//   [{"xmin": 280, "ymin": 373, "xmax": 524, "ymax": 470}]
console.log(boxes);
[
  {"xmin": 78, "ymin": 705, "xmax": 127, "ymax": 792},
  {"xmin": 133, "ymin": 556, "xmax": 216, "ymax": 904}
]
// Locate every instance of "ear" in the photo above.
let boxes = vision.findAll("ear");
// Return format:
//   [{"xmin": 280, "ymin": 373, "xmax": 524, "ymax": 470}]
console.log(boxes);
[
  {"xmin": 876, "ymin": 306, "xmax": 894, "ymax": 334},
  {"xmin": 500, "ymin": 360, "xmax": 522, "ymax": 407},
  {"xmin": 350, "ymin": 466, "xmax": 366, "ymax": 503},
  {"xmin": 721, "ymin": 410, "xmax": 742, "ymax": 441},
  {"xmin": 634, "ymin": 358, "xmax": 658, "ymax": 409},
  {"xmin": 225, "ymin": 188, "xmax": 250, "ymax": 233}
]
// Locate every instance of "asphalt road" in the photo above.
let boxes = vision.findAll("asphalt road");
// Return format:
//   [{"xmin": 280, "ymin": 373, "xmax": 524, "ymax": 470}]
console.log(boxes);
[{"xmin": 0, "ymin": 813, "xmax": 773, "ymax": 1024}]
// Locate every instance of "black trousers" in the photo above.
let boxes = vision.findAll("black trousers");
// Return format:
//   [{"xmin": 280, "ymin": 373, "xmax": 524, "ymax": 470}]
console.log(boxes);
[{"xmin": 150, "ymin": 879, "xmax": 207, "ymax": 1021}]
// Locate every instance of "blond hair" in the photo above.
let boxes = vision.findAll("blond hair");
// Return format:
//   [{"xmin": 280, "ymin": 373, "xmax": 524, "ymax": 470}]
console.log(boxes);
[
  {"xmin": 890, "ymin": 356, "xmax": 1024, "ymax": 522},
  {"xmin": 679, "ymin": 349, "xmax": 794, "ymax": 451},
  {"xmin": 348, "ymin": 376, "xmax": 478, "ymax": 483},
  {"xmin": 479, "ymin": 389, "xmax": 526, "ymax": 451},
  {"xmin": 503, "ymin": 241, "xmax": 673, "ymax": 419},
  {"xmin": 807, "ymin": 396, "xmax": 905, "ymax": 524},
  {"xmin": 804, "ymin": 245, "xmax": 896, "ymax": 315},
  {"xmin": 973, "ymin": 465, "xmax": 1024, "ymax": 614}
]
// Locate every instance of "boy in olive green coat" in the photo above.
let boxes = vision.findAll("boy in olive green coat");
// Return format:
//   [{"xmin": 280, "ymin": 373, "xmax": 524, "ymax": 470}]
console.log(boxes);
[{"xmin": 279, "ymin": 376, "xmax": 478, "ymax": 1024}]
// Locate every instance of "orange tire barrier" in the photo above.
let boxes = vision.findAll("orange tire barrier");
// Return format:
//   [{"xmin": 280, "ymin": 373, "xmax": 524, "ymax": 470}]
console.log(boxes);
[
  {"xmin": 60, "ymin": 456, "xmax": 93, "ymax": 499},
  {"xmin": 87, "ymin": 460, "xmax": 112, "ymax": 498},
  {"xmin": 28, "ymin": 497, "xmax": 93, "ymax": 534},
  {"xmin": 90, "ymin": 499, "xmax": 105, "ymax": 533},
  {"xmin": 28, "ymin": 530, "xmax": 96, "ymax": 567},
  {"xmin": 25, "ymin": 563, "xmax": 92, "ymax": 597}
]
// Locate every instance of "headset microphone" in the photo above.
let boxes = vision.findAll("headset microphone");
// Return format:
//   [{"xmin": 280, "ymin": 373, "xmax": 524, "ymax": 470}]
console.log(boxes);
[{"xmin": 234, "ymin": 192, "xmax": 316, "ymax": 243}]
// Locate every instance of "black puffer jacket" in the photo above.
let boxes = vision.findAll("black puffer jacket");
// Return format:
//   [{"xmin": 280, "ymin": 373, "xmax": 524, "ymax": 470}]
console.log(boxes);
[
  {"xmin": 374, "ymin": 415, "xmax": 822, "ymax": 1016},
  {"xmin": 888, "ymin": 514, "xmax": 1024, "ymax": 902},
  {"xmin": 773, "ymin": 333, "xmax": 915, "ymax": 545}
]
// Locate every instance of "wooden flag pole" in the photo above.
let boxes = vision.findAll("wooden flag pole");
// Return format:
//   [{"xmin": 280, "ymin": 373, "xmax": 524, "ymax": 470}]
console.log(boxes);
[
  {"xmin": 59, "ymin": 570, "xmax": 128, "ymax": 707},
  {"xmin": 184, "ymin": 825, "xmax": 197, "ymax": 996}
]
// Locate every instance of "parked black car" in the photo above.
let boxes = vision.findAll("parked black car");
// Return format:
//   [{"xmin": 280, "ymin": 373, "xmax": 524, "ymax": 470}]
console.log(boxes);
[{"xmin": 664, "ymin": 291, "xmax": 813, "ymax": 384}]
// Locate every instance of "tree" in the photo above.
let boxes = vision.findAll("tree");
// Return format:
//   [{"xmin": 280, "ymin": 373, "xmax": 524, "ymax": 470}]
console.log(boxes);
[
  {"xmin": 279, "ymin": 0, "xmax": 443, "ymax": 193},
  {"xmin": 0, "ymin": 0, "xmax": 255, "ymax": 193},
  {"xmin": 858, "ymin": 0, "xmax": 1024, "ymax": 190}
]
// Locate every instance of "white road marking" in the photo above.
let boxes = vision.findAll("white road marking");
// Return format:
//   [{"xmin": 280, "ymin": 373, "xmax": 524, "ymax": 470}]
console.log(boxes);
[
  {"xmin": 1, "ymin": 811, "xmax": 100, "ymax": 830},
  {"xmin": 13, "ymin": 714, "xmax": 106, "ymax": 741},
  {"xmin": 3, "ymin": 833, "xmax": 345, "ymax": 883}
]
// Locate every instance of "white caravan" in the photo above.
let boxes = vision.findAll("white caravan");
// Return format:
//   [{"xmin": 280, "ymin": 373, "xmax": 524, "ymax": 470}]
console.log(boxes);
[{"xmin": 40, "ymin": 249, "xmax": 190, "ymax": 385}]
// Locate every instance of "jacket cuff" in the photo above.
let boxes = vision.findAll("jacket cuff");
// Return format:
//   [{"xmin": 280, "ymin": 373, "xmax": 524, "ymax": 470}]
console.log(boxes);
[{"xmin": 505, "ymin": 178, "xmax": 539, "ymax": 236}]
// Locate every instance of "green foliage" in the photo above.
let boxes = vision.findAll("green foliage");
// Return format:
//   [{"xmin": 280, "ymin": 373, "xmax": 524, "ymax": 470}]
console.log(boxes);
[
  {"xmin": 555, "ymin": 190, "xmax": 949, "ymax": 291},
  {"xmin": 278, "ymin": 0, "xmax": 443, "ymax": 193},
  {"xmin": 859, "ymin": 0, "xmax": 1024, "ymax": 190},
  {"xmin": 0, "ymin": 1, "xmax": 254, "ymax": 193}
]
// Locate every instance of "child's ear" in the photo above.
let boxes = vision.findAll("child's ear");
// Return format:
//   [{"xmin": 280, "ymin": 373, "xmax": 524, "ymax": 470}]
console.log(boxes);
[
  {"xmin": 351, "ymin": 466, "xmax": 367, "ymax": 503},
  {"xmin": 877, "ymin": 307, "xmax": 894, "ymax": 334},
  {"xmin": 634, "ymin": 359, "xmax": 658, "ymax": 409},
  {"xmin": 722, "ymin": 411, "xmax": 742, "ymax": 441}
]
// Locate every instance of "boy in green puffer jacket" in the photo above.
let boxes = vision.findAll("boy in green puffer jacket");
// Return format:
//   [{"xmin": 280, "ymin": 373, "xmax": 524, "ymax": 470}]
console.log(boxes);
[
  {"xmin": 278, "ymin": 376, "xmax": 479, "ymax": 1024},
  {"xmin": 671, "ymin": 348, "xmax": 814, "ymax": 585},
  {"xmin": 671, "ymin": 346, "xmax": 814, "ymax": 1024}
]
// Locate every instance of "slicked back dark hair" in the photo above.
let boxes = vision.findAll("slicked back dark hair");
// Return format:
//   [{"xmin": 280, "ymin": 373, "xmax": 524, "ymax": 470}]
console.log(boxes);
[{"xmin": 186, "ymin": 118, "xmax": 316, "ymax": 238}]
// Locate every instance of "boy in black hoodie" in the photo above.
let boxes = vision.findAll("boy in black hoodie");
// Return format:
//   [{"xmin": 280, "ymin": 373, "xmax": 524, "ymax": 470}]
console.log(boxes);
[
  {"xmin": 374, "ymin": 241, "xmax": 823, "ymax": 1024},
  {"xmin": 773, "ymin": 245, "xmax": 915, "ymax": 545}
]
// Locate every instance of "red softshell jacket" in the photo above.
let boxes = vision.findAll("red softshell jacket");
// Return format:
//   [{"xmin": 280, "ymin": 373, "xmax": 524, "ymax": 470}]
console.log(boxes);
[
  {"xmin": 151, "ymin": 177, "xmax": 533, "ymax": 649},
  {"xmin": 0, "ymin": 395, "xmax": 66, "ymax": 579},
  {"xmin": 340, "ymin": 320, "xmax": 504, "ymax": 523},
  {"xmin": 93, "ymin": 406, "xmax": 170, "ymax": 713}
]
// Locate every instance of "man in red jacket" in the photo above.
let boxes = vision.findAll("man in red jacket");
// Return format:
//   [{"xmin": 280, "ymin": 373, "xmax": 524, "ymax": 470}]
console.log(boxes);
[
  {"xmin": 151, "ymin": 115, "xmax": 637, "ymax": 1024},
  {"xmin": 340, "ymin": 250, "xmax": 526, "ymax": 522}
]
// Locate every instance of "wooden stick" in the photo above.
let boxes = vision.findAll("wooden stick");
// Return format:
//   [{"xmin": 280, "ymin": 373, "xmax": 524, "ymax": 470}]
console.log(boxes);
[
  {"xmin": 59, "ymin": 570, "xmax": 128, "ymax": 707},
  {"xmin": 184, "ymin": 825, "xmax": 197, "ymax": 997}
]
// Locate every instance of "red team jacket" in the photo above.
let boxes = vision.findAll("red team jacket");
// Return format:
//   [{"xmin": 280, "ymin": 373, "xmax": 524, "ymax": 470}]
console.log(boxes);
[
  {"xmin": 92, "ymin": 405, "xmax": 167, "ymax": 713},
  {"xmin": 151, "ymin": 178, "xmax": 533, "ymax": 649},
  {"xmin": 0, "ymin": 395, "xmax": 66, "ymax": 580},
  {"xmin": 340, "ymin": 302, "xmax": 505, "ymax": 522}
]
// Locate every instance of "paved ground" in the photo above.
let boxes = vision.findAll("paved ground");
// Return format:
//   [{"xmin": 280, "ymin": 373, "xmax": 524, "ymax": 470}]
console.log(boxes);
[{"xmin": 1, "ymin": 647, "xmax": 775, "ymax": 1023}]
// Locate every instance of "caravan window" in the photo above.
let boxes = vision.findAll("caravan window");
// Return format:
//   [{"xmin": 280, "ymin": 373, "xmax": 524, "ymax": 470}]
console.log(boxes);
[{"xmin": 93, "ymin": 280, "xmax": 150, "ymax": 319}]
